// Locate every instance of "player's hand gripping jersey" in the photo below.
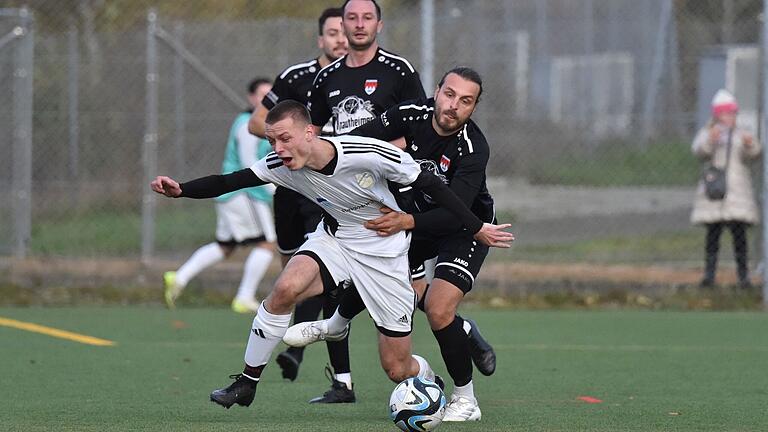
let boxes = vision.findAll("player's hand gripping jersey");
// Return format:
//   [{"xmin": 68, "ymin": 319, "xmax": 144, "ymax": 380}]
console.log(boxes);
[
  {"xmin": 309, "ymin": 48, "xmax": 425, "ymax": 135},
  {"xmin": 351, "ymin": 98, "xmax": 496, "ymax": 236}
]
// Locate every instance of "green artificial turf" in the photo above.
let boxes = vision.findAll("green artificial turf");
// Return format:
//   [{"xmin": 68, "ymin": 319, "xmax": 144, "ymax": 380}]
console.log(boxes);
[{"xmin": 1, "ymin": 307, "xmax": 766, "ymax": 431}]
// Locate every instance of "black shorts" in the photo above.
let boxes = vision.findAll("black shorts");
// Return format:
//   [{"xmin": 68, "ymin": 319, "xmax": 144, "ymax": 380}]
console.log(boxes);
[
  {"xmin": 409, "ymin": 231, "xmax": 489, "ymax": 294},
  {"xmin": 273, "ymin": 186, "xmax": 323, "ymax": 256}
]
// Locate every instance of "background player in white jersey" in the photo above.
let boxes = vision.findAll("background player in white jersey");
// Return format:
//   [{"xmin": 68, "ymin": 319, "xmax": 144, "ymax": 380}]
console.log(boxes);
[
  {"xmin": 287, "ymin": 68, "xmax": 500, "ymax": 421},
  {"xmin": 150, "ymin": 101, "xmax": 513, "ymax": 411},
  {"xmin": 248, "ymin": 8, "xmax": 355, "ymax": 397},
  {"xmin": 163, "ymin": 78, "xmax": 275, "ymax": 313}
]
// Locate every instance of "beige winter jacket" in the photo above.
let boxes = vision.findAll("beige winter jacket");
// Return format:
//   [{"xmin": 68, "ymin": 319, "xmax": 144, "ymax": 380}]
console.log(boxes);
[{"xmin": 690, "ymin": 125, "xmax": 761, "ymax": 225}]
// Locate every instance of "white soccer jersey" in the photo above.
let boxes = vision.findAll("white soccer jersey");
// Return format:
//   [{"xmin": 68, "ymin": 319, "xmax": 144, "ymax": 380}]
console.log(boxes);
[{"xmin": 250, "ymin": 135, "xmax": 421, "ymax": 257}]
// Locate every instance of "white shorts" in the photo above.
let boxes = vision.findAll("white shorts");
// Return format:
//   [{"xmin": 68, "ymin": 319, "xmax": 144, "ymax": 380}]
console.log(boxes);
[
  {"xmin": 215, "ymin": 194, "xmax": 276, "ymax": 244},
  {"xmin": 299, "ymin": 228, "xmax": 415, "ymax": 334}
]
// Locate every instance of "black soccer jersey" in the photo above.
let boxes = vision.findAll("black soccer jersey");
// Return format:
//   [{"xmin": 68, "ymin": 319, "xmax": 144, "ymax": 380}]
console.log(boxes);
[
  {"xmin": 262, "ymin": 58, "xmax": 320, "ymax": 109},
  {"xmin": 351, "ymin": 98, "xmax": 495, "ymax": 236},
  {"xmin": 309, "ymin": 48, "xmax": 425, "ymax": 136}
]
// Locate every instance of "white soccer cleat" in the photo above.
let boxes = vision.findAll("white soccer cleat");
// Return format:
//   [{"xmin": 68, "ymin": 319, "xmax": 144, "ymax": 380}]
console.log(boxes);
[
  {"xmin": 282, "ymin": 319, "xmax": 349, "ymax": 347},
  {"xmin": 442, "ymin": 395, "xmax": 482, "ymax": 422}
]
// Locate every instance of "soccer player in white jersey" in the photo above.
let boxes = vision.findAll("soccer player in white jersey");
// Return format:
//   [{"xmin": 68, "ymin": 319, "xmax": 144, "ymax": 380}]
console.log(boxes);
[
  {"xmin": 248, "ymin": 7, "xmax": 354, "ymax": 397},
  {"xmin": 150, "ymin": 100, "xmax": 514, "ymax": 410},
  {"xmin": 163, "ymin": 78, "xmax": 276, "ymax": 313}
]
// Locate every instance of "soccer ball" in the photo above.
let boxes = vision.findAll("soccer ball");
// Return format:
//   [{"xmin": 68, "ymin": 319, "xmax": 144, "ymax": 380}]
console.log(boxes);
[{"xmin": 389, "ymin": 376, "xmax": 446, "ymax": 432}]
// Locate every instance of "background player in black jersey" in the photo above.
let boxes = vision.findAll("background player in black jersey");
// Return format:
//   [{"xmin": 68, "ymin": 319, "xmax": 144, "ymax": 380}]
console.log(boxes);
[
  {"xmin": 291, "ymin": 0, "xmax": 429, "ymax": 403},
  {"xmin": 247, "ymin": 7, "xmax": 355, "ymax": 403},
  {"xmin": 309, "ymin": 0, "xmax": 425, "ymax": 139},
  {"xmin": 287, "ymin": 67, "xmax": 499, "ymax": 422},
  {"xmin": 304, "ymin": 0, "xmax": 500, "ymax": 408}
]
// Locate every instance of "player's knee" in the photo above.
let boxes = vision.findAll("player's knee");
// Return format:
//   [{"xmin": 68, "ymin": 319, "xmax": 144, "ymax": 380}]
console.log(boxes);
[
  {"xmin": 426, "ymin": 307, "xmax": 454, "ymax": 330},
  {"xmin": 270, "ymin": 280, "xmax": 300, "ymax": 310}
]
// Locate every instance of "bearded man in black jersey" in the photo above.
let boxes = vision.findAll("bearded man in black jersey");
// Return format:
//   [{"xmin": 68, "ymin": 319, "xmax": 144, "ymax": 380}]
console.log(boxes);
[{"xmin": 283, "ymin": 67, "xmax": 499, "ymax": 422}]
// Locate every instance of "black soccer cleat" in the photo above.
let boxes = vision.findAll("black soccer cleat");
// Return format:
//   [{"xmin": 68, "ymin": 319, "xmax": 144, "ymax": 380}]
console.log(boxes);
[
  {"xmin": 276, "ymin": 350, "xmax": 301, "ymax": 382},
  {"xmin": 308, "ymin": 365, "xmax": 356, "ymax": 404},
  {"xmin": 433, "ymin": 374, "xmax": 445, "ymax": 391},
  {"xmin": 210, "ymin": 374, "xmax": 258, "ymax": 409},
  {"xmin": 466, "ymin": 318, "xmax": 496, "ymax": 376}
]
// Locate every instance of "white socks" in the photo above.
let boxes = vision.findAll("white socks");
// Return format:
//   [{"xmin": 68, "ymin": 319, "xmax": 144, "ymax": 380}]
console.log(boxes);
[
  {"xmin": 244, "ymin": 302, "xmax": 292, "ymax": 367},
  {"xmin": 334, "ymin": 373, "xmax": 353, "ymax": 390},
  {"xmin": 452, "ymin": 381, "xmax": 476, "ymax": 401},
  {"xmin": 326, "ymin": 309, "xmax": 352, "ymax": 335},
  {"xmin": 235, "ymin": 247, "xmax": 273, "ymax": 301},
  {"xmin": 412, "ymin": 354, "xmax": 435, "ymax": 382},
  {"xmin": 176, "ymin": 242, "xmax": 225, "ymax": 287}
]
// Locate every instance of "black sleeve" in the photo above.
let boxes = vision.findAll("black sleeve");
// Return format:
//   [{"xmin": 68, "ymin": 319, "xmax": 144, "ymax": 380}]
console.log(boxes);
[
  {"xmin": 400, "ymin": 71, "xmax": 426, "ymax": 101},
  {"xmin": 411, "ymin": 151, "xmax": 488, "ymax": 235},
  {"xmin": 408, "ymin": 171, "xmax": 483, "ymax": 234},
  {"xmin": 349, "ymin": 105, "xmax": 408, "ymax": 142},
  {"xmin": 179, "ymin": 169, "xmax": 267, "ymax": 199},
  {"xmin": 261, "ymin": 73, "xmax": 296, "ymax": 110}
]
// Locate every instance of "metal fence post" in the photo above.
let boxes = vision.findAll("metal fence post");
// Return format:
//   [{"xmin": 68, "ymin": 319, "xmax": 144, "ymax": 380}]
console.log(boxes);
[
  {"xmin": 68, "ymin": 19, "xmax": 79, "ymax": 179},
  {"xmin": 12, "ymin": 7, "xmax": 33, "ymax": 259},
  {"xmin": 142, "ymin": 9, "xmax": 159, "ymax": 264},
  {"xmin": 173, "ymin": 21, "xmax": 186, "ymax": 177},
  {"xmin": 515, "ymin": 32, "xmax": 530, "ymax": 119},
  {"xmin": 419, "ymin": 0, "xmax": 434, "ymax": 93},
  {"xmin": 641, "ymin": 0, "xmax": 672, "ymax": 142},
  {"xmin": 584, "ymin": 0, "xmax": 594, "ymax": 56},
  {"xmin": 762, "ymin": 0, "xmax": 768, "ymax": 309}
]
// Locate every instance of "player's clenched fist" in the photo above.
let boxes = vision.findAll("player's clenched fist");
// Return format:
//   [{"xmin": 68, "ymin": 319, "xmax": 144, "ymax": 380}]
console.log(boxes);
[{"xmin": 151, "ymin": 176, "xmax": 182, "ymax": 198}]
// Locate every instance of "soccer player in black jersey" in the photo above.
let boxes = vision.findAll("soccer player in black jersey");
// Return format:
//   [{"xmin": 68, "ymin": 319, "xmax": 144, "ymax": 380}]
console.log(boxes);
[
  {"xmin": 308, "ymin": 0, "xmax": 426, "ymax": 138},
  {"xmin": 290, "ymin": 0, "xmax": 428, "ymax": 403},
  {"xmin": 286, "ymin": 67, "xmax": 500, "ymax": 422},
  {"xmin": 360, "ymin": 67, "xmax": 496, "ymax": 422},
  {"xmin": 247, "ymin": 7, "xmax": 355, "ymax": 403}
]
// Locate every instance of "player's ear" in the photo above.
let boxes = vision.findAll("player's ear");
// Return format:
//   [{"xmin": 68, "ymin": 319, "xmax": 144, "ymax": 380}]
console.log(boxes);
[
  {"xmin": 376, "ymin": 20, "xmax": 383, "ymax": 34},
  {"xmin": 433, "ymin": 85, "xmax": 440, "ymax": 99}
]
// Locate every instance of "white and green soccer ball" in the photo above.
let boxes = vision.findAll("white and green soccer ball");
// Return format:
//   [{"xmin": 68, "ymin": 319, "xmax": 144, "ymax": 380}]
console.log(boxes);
[{"xmin": 389, "ymin": 376, "xmax": 446, "ymax": 432}]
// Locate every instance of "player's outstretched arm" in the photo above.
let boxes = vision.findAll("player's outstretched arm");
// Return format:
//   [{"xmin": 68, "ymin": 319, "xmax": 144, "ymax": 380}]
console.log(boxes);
[
  {"xmin": 150, "ymin": 169, "xmax": 268, "ymax": 200},
  {"xmin": 365, "ymin": 207, "xmax": 514, "ymax": 248},
  {"xmin": 408, "ymin": 172, "xmax": 514, "ymax": 248}
]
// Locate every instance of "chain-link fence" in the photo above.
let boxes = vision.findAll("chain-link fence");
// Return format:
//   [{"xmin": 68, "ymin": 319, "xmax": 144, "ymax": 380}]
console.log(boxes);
[{"xmin": 1, "ymin": 1, "xmax": 765, "ymax": 280}]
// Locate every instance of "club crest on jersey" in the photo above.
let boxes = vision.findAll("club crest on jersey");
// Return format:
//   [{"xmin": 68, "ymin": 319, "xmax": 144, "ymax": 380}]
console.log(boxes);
[
  {"xmin": 355, "ymin": 172, "xmax": 375, "ymax": 189},
  {"xmin": 364, "ymin": 79, "xmax": 378, "ymax": 95},
  {"xmin": 439, "ymin": 155, "xmax": 451, "ymax": 172}
]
